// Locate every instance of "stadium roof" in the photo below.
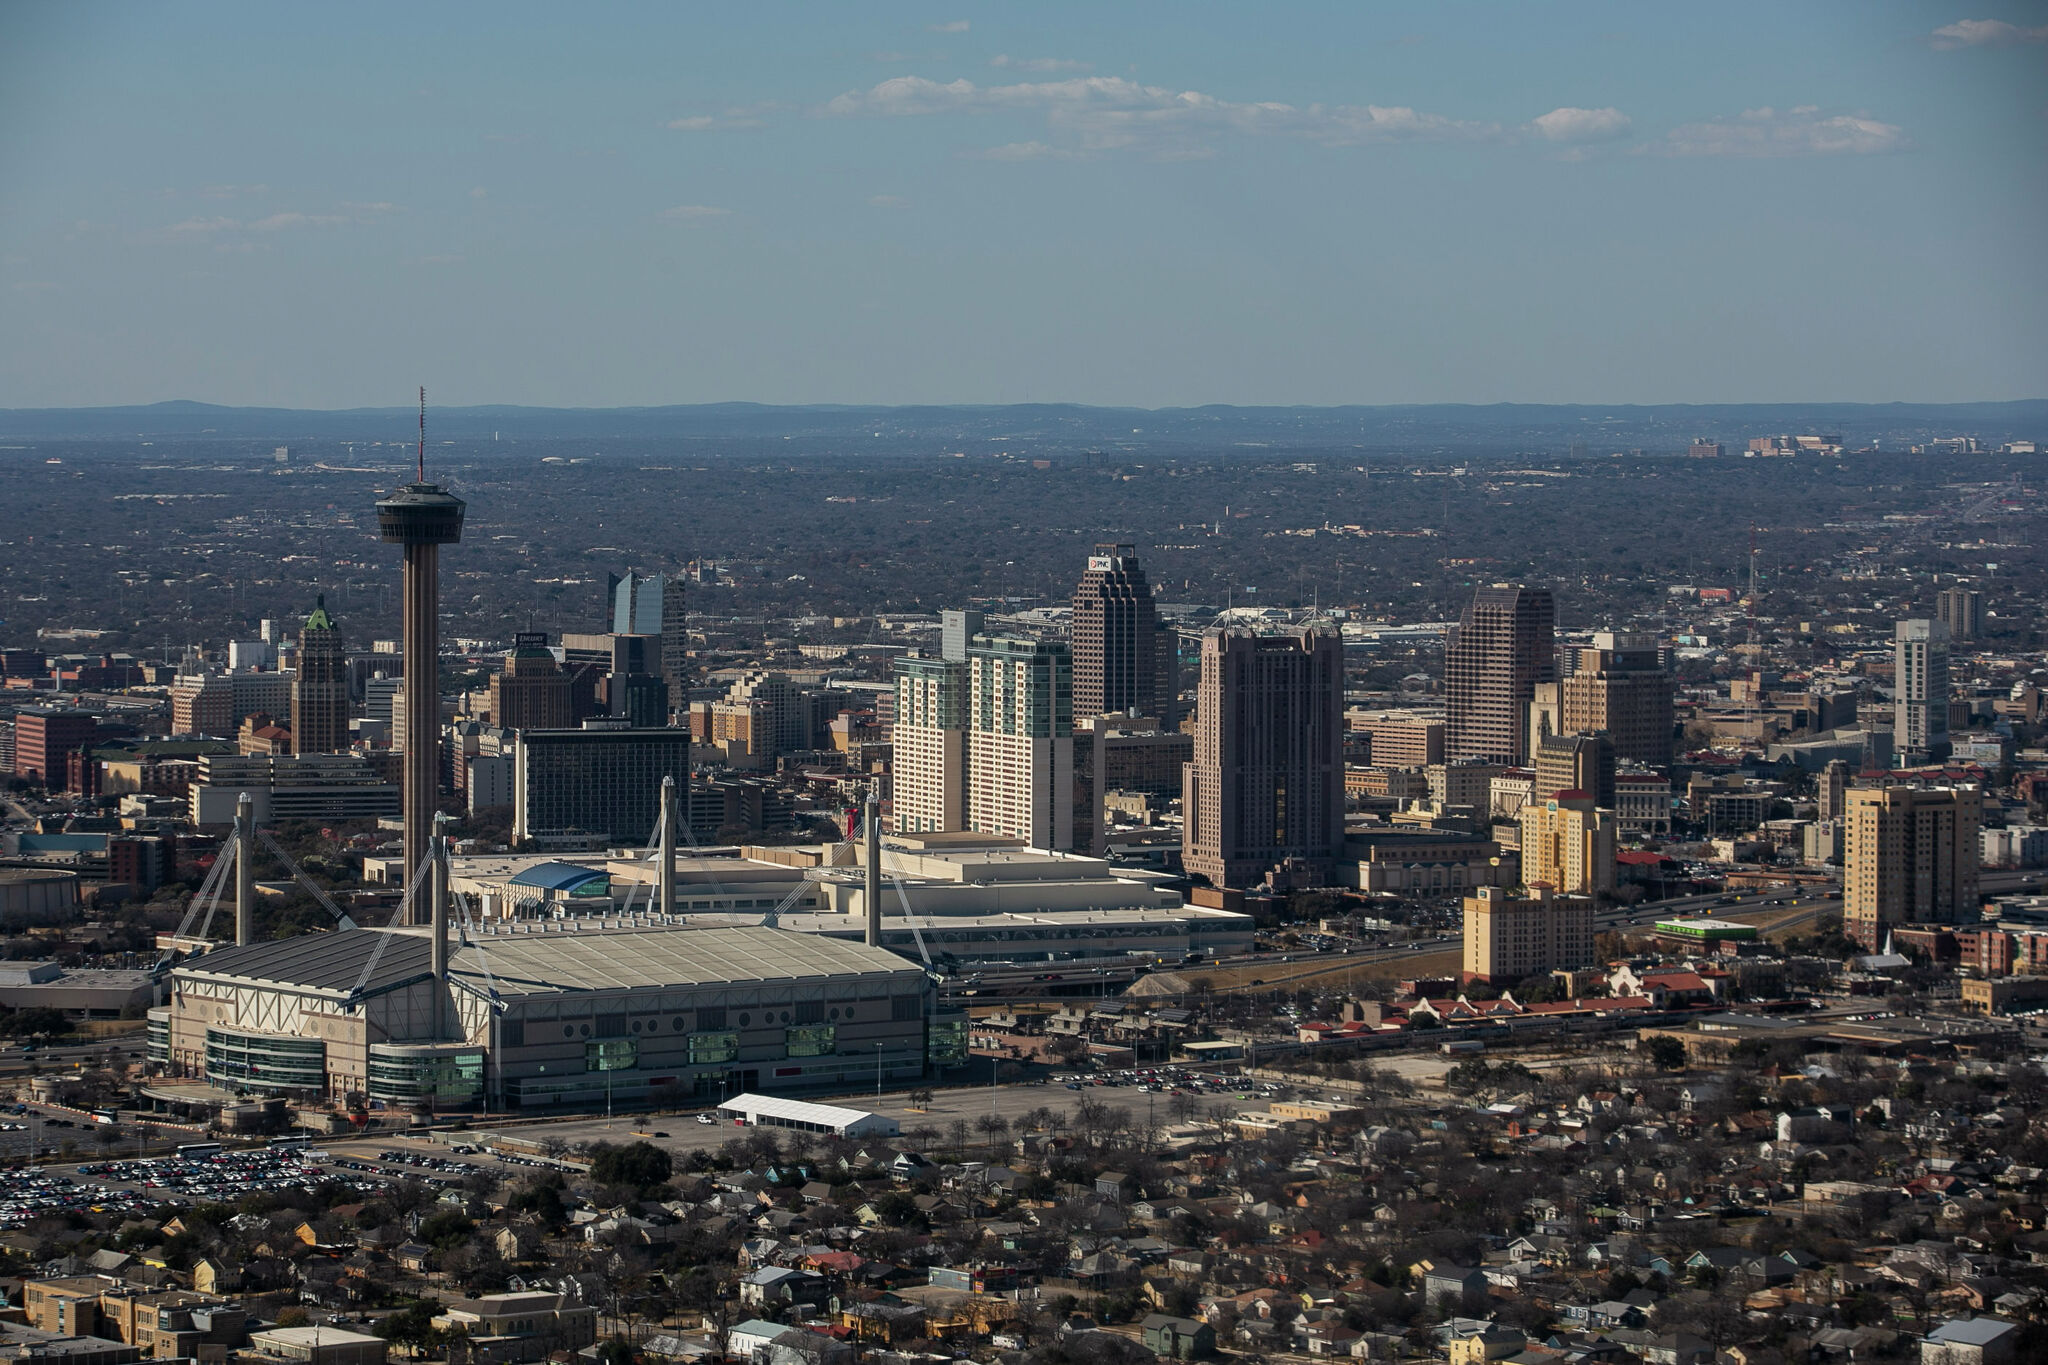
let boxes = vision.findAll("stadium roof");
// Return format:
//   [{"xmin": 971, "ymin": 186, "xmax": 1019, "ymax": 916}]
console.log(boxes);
[
  {"xmin": 446, "ymin": 925, "xmax": 922, "ymax": 998},
  {"xmin": 172, "ymin": 930, "xmax": 432, "ymax": 999},
  {"xmin": 172, "ymin": 925, "xmax": 921, "ymax": 1001}
]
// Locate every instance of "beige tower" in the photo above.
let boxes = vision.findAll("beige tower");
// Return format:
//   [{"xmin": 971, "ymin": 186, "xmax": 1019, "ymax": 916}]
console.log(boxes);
[
  {"xmin": 891, "ymin": 654, "xmax": 967, "ymax": 834},
  {"xmin": 1560, "ymin": 632, "xmax": 1673, "ymax": 768},
  {"xmin": 1844, "ymin": 784, "xmax": 1980, "ymax": 948},
  {"xmin": 1517, "ymin": 792, "xmax": 1616, "ymax": 898}
]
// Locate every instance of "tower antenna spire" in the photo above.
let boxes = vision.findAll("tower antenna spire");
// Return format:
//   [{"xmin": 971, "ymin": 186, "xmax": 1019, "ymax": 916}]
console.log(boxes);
[{"xmin": 417, "ymin": 386, "xmax": 427, "ymax": 483}]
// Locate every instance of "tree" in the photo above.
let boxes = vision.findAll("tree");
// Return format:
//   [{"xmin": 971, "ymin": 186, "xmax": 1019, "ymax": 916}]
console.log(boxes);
[
  {"xmin": 376, "ymin": 1299, "xmax": 442, "ymax": 1352},
  {"xmin": 976, "ymin": 1113, "xmax": 1010, "ymax": 1157},
  {"xmin": 1643, "ymin": 1035, "xmax": 1688, "ymax": 1071},
  {"xmin": 589, "ymin": 1140, "xmax": 673, "ymax": 1192},
  {"xmin": 417, "ymin": 1207, "xmax": 474, "ymax": 1250}
]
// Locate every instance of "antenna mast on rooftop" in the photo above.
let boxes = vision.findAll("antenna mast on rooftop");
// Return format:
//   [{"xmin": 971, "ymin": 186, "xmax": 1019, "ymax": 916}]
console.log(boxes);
[{"xmin": 417, "ymin": 386, "xmax": 427, "ymax": 484}]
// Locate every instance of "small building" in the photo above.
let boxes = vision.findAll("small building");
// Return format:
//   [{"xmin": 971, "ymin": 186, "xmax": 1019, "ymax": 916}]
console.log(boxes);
[
  {"xmin": 1922, "ymin": 1317, "xmax": 2019, "ymax": 1365},
  {"xmin": 717, "ymin": 1093, "xmax": 900, "ymax": 1138},
  {"xmin": 433, "ymin": 1292, "xmax": 597, "ymax": 1364},
  {"xmin": 1447, "ymin": 1326, "xmax": 1527, "ymax": 1365},
  {"xmin": 1141, "ymin": 1315, "xmax": 1215, "ymax": 1360},
  {"xmin": 0, "ymin": 1322, "xmax": 140, "ymax": 1365},
  {"xmin": 249, "ymin": 1326, "xmax": 390, "ymax": 1365}
]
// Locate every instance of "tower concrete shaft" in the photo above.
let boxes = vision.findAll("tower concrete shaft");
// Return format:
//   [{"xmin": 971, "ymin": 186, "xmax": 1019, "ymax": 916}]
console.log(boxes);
[
  {"xmin": 864, "ymin": 786, "xmax": 882, "ymax": 947},
  {"xmin": 402, "ymin": 541, "xmax": 439, "ymax": 915},
  {"xmin": 234, "ymin": 791, "xmax": 256, "ymax": 946},
  {"xmin": 430, "ymin": 811, "xmax": 450, "ymax": 1038},
  {"xmin": 659, "ymin": 775, "xmax": 678, "ymax": 917}
]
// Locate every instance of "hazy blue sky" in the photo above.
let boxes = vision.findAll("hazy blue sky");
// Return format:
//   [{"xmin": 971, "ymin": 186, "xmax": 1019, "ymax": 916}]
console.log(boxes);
[{"xmin": 3, "ymin": 2, "xmax": 2044, "ymax": 408}]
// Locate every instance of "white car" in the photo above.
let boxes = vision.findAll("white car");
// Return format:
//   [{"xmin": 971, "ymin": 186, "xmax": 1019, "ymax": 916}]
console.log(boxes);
[{"xmin": 696, "ymin": 1113, "xmax": 717, "ymax": 1125}]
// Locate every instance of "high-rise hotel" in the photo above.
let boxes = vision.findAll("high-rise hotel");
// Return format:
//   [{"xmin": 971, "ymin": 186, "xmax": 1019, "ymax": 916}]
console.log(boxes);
[{"xmin": 1181, "ymin": 629, "xmax": 1343, "ymax": 890}]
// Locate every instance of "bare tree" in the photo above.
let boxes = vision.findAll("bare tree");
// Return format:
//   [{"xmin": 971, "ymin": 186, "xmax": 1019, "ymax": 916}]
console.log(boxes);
[{"xmin": 976, "ymin": 1113, "xmax": 1010, "ymax": 1157}]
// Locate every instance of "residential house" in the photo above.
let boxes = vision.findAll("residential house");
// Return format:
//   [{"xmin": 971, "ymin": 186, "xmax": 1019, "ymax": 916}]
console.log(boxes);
[{"xmin": 1141, "ymin": 1315, "xmax": 1215, "ymax": 1360}]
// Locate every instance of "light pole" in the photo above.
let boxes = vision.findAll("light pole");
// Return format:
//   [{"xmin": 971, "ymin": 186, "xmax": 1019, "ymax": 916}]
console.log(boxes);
[{"xmin": 876, "ymin": 1043, "xmax": 884, "ymax": 1101}]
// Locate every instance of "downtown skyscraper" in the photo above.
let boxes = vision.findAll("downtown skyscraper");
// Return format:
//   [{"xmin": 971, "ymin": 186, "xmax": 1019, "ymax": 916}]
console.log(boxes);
[
  {"xmin": 1071, "ymin": 544, "xmax": 1159, "ymax": 723},
  {"xmin": 1445, "ymin": 585, "xmax": 1556, "ymax": 765},
  {"xmin": 289, "ymin": 595, "xmax": 348, "ymax": 755},
  {"xmin": 1182, "ymin": 628, "xmax": 1343, "ymax": 891},
  {"xmin": 966, "ymin": 636, "xmax": 1074, "ymax": 849}
]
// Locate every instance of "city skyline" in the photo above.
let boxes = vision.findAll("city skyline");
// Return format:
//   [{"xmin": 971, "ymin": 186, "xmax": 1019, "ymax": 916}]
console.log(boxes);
[{"xmin": 4, "ymin": 3, "xmax": 2046, "ymax": 409}]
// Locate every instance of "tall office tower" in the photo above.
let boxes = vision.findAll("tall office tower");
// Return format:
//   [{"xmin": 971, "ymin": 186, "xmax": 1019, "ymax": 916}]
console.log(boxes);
[
  {"xmin": 940, "ymin": 609, "xmax": 983, "ymax": 663},
  {"xmin": 1843, "ymin": 784, "xmax": 1981, "ymax": 947},
  {"xmin": 1071, "ymin": 544, "xmax": 1158, "ymax": 722},
  {"xmin": 512, "ymin": 721, "xmax": 691, "ymax": 846},
  {"xmin": 1182, "ymin": 629, "xmax": 1344, "ymax": 891},
  {"xmin": 290, "ymin": 597, "xmax": 349, "ymax": 755},
  {"xmin": 1560, "ymin": 631, "xmax": 1674, "ymax": 768},
  {"xmin": 966, "ymin": 636, "xmax": 1074, "ymax": 849},
  {"xmin": 1533, "ymin": 730, "xmax": 1615, "ymax": 809},
  {"xmin": 375, "ymin": 432, "xmax": 466, "ymax": 911},
  {"xmin": 1818, "ymin": 759, "xmax": 1852, "ymax": 822},
  {"xmin": 490, "ymin": 633, "xmax": 574, "ymax": 731},
  {"xmin": 1935, "ymin": 587, "xmax": 1983, "ymax": 643},
  {"xmin": 892, "ymin": 654, "xmax": 968, "ymax": 834},
  {"xmin": 1517, "ymin": 792, "xmax": 1617, "ymax": 898},
  {"xmin": 660, "ymin": 571, "xmax": 688, "ymax": 715},
  {"xmin": 608, "ymin": 569, "xmax": 663, "ymax": 635},
  {"xmin": 1894, "ymin": 619, "xmax": 1951, "ymax": 764},
  {"xmin": 1445, "ymin": 585, "xmax": 1555, "ymax": 764}
]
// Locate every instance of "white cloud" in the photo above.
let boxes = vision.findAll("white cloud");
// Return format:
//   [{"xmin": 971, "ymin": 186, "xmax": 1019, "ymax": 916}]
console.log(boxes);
[
  {"xmin": 469, "ymin": 186, "xmax": 489, "ymax": 200},
  {"xmin": 1930, "ymin": 18, "xmax": 2048, "ymax": 48},
  {"xmin": 249, "ymin": 211, "xmax": 348, "ymax": 231},
  {"xmin": 197, "ymin": 183, "xmax": 269, "ymax": 199},
  {"xmin": 867, "ymin": 194, "xmax": 908, "ymax": 207},
  {"xmin": 1528, "ymin": 106, "xmax": 1632, "ymax": 144},
  {"xmin": 658, "ymin": 204, "xmax": 732, "ymax": 221},
  {"xmin": 1658, "ymin": 105, "xmax": 1907, "ymax": 157},
  {"xmin": 990, "ymin": 55, "xmax": 1092, "ymax": 73},
  {"xmin": 927, "ymin": 20, "xmax": 970, "ymax": 33},
  {"xmin": 665, "ymin": 104, "xmax": 774, "ymax": 132},
  {"xmin": 822, "ymin": 74, "xmax": 1497, "ymax": 157},
  {"xmin": 975, "ymin": 140, "xmax": 1081, "ymax": 161},
  {"xmin": 165, "ymin": 201, "xmax": 399, "ymax": 239}
]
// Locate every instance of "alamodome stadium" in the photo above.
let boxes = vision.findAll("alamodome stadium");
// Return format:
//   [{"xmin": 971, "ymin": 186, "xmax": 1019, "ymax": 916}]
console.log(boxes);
[
  {"xmin": 147, "ymin": 793, "xmax": 966, "ymax": 1109},
  {"xmin": 151, "ymin": 923, "xmax": 957, "ymax": 1109}
]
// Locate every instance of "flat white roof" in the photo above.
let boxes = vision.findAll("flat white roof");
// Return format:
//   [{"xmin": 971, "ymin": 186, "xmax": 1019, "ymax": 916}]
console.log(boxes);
[
  {"xmin": 716, "ymin": 1092, "xmax": 891, "ymax": 1128},
  {"xmin": 253, "ymin": 1326, "xmax": 387, "ymax": 1348}
]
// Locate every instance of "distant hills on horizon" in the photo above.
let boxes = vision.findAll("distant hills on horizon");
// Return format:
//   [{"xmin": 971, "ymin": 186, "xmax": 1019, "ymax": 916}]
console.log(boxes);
[{"xmin": 2, "ymin": 397, "xmax": 2043, "ymax": 448}]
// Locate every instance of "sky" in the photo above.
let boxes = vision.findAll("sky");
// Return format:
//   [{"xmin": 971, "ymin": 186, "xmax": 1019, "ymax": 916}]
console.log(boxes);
[{"xmin": 2, "ymin": 2, "xmax": 2045, "ymax": 409}]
